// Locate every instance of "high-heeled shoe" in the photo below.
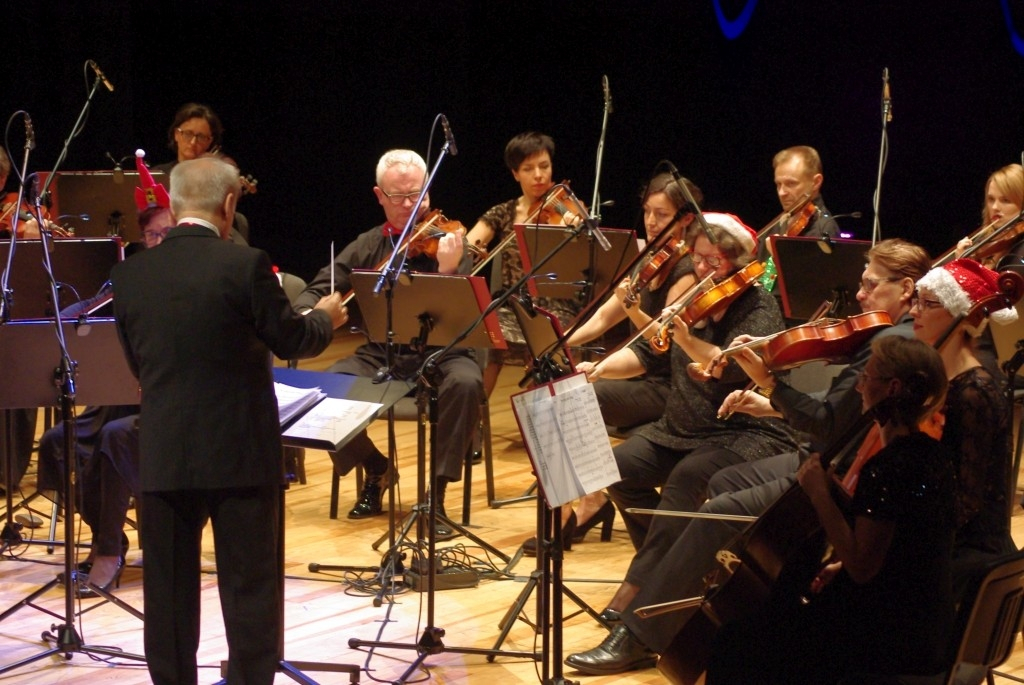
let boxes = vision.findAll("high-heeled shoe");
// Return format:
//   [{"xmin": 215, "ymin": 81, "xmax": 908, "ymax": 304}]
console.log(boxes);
[
  {"xmin": 77, "ymin": 532, "xmax": 130, "ymax": 574},
  {"xmin": 572, "ymin": 499, "xmax": 615, "ymax": 543},
  {"xmin": 523, "ymin": 511, "xmax": 577, "ymax": 557},
  {"xmin": 78, "ymin": 557, "xmax": 124, "ymax": 599}
]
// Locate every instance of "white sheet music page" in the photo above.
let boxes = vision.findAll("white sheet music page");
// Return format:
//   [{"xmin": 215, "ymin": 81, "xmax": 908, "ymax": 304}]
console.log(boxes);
[
  {"xmin": 510, "ymin": 372, "xmax": 619, "ymax": 508},
  {"xmin": 275, "ymin": 382, "xmax": 326, "ymax": 425}
]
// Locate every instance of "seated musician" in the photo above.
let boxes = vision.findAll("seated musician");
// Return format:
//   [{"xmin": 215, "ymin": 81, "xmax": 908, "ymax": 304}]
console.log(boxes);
[
  {"xmin": 708, "ymin": 336, "xmax": 956, "ymax": 684},
  {"xmin": 0, "ymin": 146, "xmax": 41, "ymax": 239},
  {"xmin": 466, "ymin": 131, "xmax": 583, "ymax": 396},
  {"xmin": 908, "ymin": 258, "xmax": 1018, "ymax": 596},
  {"xmin": 564, "ymin": 212, "xmax": 801, "ymax": 673},
  {"xmin": 521, "ymin": 172, "xmax": 704, "ymax": 554},
  {"xmin": 291, "ymin": 149, "xmax": 482, "ymax": 538},
  {"xmin": 36, "ymin": 160, "xmax": 176, "ymax": 596},
  {"xmin": 953, "ymin": 163, "xmax": 1023, "ymax": 265},
  {"xmin": 762, "ymin": 145, "xmax": 840, "ymax": 250},
  {"xmin": 564, "ymin": 238, "xmax": 927, "ymax": 676}
]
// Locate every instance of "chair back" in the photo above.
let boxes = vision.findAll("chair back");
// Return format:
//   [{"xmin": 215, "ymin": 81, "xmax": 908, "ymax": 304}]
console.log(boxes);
[{"xmin": 946, "ymin": 548, "xmax": 1024, "ymax": 685}]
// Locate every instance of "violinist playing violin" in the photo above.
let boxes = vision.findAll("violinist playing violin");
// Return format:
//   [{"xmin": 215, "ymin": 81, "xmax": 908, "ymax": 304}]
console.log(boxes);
[
  {"xmin": 519, "ymin": 172, "xmax": 704, "ymax": 557},
  {"xmin": 952, "ymin": 163, "xmax": 1024, "ymax": 268},
  {"xmin": 292, "ymin": 149, "xmax": 481, "ymax": 539},
  {"xmin": 466, "ymin": 132, "xmax": 584, "ymax": 396},
  {"xmin": 564, "ymin": 213, "xmax": 800, "ymax": 674},
  {"xmin": 707, "ymin": 336, "xmax": 956, "ymax": 685},
  {"xmin": 761, "ymin": 145, "xmax": 840, "ymax": 254},
  {"xmin": 0, "ymin": 147, "xmax": 42, "ymax": 239}
]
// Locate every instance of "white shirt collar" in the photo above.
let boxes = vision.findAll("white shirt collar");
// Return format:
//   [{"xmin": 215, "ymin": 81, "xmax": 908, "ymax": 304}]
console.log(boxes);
[{"xmin": 177, "ymin": 217, "xmax": 221, "ymax": 236}]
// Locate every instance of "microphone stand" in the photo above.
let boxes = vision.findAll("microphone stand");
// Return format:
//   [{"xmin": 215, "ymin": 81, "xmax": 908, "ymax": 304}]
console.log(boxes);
[
  {"xmin": 0, "ymin": 67, "xmax": 146, "ymax": 676},
  {"xmin": 871, "ymin": 67, "xmax": 892, "ymax": 245}
]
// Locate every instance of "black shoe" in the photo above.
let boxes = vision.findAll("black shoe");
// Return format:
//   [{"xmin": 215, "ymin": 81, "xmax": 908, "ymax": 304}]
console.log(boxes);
[
  {"xmin": 564, "ymin": 624, "xmax": 657, "ymax": 675},
  {"xmin": 598, "ymin": 608, "xmax": 622, "ymax": 626},
  {"xmin": 348, "ymin": 468, "xmax": 391, "ymax": 519},
  {"xmin": 78, "ymin": 557, "xmax": 125, "ymax": 599},
  {"xmin": 79, "ymin": 533, "xmax": 129, "ymax": 574},
  {"xmin": 523, "ymin": 511, "xmax": 577, "ymax": 557},
  {"xmin": 572, "ymin": 498, "xmax": 616, "ymax": 543}
]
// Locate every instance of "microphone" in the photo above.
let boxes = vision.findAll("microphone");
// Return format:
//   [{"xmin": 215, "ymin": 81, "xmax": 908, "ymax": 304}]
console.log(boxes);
[
  {"xmin": 882, "ymin": 67, "xmax": 892, "ymax": 122},
  {"xmin": 602, "ymin": 74, "xmax": 613, "ymax": 113},
  {"xmin": 89, "ymin": 60, "xmax": 115, "ymax": 92},
  {"xmin": 828, "ymin": 211, "xmax": 863, "ymax": 221},
  {"xmin": 440, "ymin": 114, "xmax": 458, "ymax": 156},
  {"xmin": 24, "ymin": 113, "xmax": 34, "ymax": 150}
]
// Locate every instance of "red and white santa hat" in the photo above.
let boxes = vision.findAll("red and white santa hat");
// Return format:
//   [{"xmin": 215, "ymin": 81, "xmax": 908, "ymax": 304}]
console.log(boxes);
[
  {"xmin": 133, "ymin": 149, "xmax": 170, "ymax": 212},
  {"xmin": 703, "ymin": 212, "xmax": 758, "ymax": 256},
  {"xmin": 916, "ymin": 258, "xmax": 1018, "ymax": 328}
]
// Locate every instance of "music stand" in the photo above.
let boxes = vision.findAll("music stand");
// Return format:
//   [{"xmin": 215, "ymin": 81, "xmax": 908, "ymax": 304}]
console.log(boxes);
[
  {"xmin": 515, "ymin": 224, "xmax": 636, "ymax": 304},
  {"xmin": 347, "ymin": 271, "xmax": 537, "ymax": 679},
  {"xmin": 0, "ymin": 238, "xmax": 122, "ymax": 319},
  {"xmin": 0, "ymin": 318, "xmax": 145, "ymax": 675},
  {"xmin": 42, "ymin": 170, "xmax": 169, "ymax": 243},
  {"xmin": 769, "ymin": 235, "xmax": 872, "ymax": 321}
]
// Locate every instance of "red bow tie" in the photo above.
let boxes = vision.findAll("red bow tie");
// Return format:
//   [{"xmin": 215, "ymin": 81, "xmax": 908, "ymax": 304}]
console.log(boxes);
[{"xmin": 382, "ymin": 222, "xmax": 402, "ymax": 237}]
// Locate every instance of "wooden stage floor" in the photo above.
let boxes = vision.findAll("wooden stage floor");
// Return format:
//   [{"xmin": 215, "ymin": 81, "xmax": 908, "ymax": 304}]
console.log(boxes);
[{"xmin": 2, "ymin": 329, "xmax": 1024, "ymax": 684}]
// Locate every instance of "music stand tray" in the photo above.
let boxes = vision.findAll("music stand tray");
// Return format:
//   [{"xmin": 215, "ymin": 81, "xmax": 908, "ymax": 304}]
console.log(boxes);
[
  {"xmin": 769, "ymin": 235, "xmax": 872, "ymax": 320},
  {"xmin": 348, "ymin": 271, "xmax": 507, "ymax": 350},
  {"xmin": 514, "ymin": 224, "xmax": 637, "ymax": 302},
  {"xmin": 510, "ymin": 297, "xmax": 575, "ymax": 380}
]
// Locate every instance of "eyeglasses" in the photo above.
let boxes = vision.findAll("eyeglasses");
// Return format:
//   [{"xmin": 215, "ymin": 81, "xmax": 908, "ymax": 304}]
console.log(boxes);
[
  {"xmin": 857, "ymin": 370, "xmax": 893, "ymax": 384},
  {"xmin": 910, "ymin": 291, "xmax": 945, "ymax": 311},
  {"xmin": 142, "ymin": 227, "xmax": 170, "ymax": 244},
  {"xmin": 859, "ymin": 275, "xmax": 901, "ymax": 293},
  {"xmin": 176, "ymin": 128, "xmax": 212, "ymax": 145},
  {"xmin": 691, "ymin": 252, "xmax": 725, "ymax": 268},
  {"xmin": 379, "ymin": 188, "xmax": 423, "ymax": 205}
]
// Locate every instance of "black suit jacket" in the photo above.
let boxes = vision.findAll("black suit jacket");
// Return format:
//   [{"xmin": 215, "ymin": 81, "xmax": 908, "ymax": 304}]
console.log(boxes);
[{"xmin": 111, "ymin": 224, "xmax": 335, "ymax": 492}]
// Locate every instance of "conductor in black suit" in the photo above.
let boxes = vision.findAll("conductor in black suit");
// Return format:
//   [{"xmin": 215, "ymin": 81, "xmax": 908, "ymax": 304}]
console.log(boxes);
[{"xmin": 111, "ymin": 156, "xmax": 346, "ymax": 685}]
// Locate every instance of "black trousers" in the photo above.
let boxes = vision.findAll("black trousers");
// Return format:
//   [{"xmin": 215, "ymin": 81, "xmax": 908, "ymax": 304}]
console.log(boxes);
[
  {"xmin": 141, "ymin": 485, "xmax": 281, "ymax": 685},
  {"xmin": 622, "ymin": 452, "xmax": 800, "ymax": 654},
  {"xmin": 327, "ymin": 346, "xmax": 483, "ymax": 482},
  {"xmin": 592, "ymin": 377, "xmax": 669, "ymax": 431}
]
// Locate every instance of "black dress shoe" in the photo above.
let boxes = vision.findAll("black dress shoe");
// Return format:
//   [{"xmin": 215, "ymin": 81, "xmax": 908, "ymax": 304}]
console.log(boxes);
[
  {"xmin": 564, "ymin": 624, "xmax": 657, "ymax": 675},
  {"xmin": 598, "ymin": 608, "xmax": 622, "ymax": 625}
]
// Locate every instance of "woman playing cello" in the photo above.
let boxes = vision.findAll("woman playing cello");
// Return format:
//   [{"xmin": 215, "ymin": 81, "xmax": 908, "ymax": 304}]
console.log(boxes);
[{"xmin": 708, "ymin": 335, "xmax": 956, "ymax": 684}]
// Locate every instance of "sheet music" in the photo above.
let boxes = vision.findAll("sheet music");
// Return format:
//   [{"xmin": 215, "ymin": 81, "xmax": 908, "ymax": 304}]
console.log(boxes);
[
  {"xmin": 282, "ymin": 397, "xmax": 383, "ymax": 448},
  {"xmin": 511, "ymin": 372, "xmax": 619, "ymax": 507},
  {"xmin": 275, "ymin": 382, "xmax": 326, "ymax": 426}
]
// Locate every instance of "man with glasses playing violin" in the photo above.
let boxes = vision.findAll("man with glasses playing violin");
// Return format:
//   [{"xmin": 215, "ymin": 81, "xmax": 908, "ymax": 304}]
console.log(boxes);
[
  {"xmin": 564, "ymin": 238, "xmax": 928, "ymax": 676},
  {"xmin": 292, "ymin": 149, "xmax": 481, "ymax": 538},
  {"xmin": 565, "ymin": 212, "xmax": 800, "ymax": 675}
]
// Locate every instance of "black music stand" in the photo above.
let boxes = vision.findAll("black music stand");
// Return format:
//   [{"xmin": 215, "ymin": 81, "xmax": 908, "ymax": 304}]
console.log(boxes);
[
  {"xmin": 0, "ymin": 318, "xmax": 146, "ymax": 675},
  {"xmin": 42, "ymin": 170, "xmax": 169, "ymax": 243},
  {"xmin": 769, "ymin": 235, "xmax": 872, "ymax": 321},
  {"xmin": 515, "ymin": 224, "xmax": 636, "ymax": 304},
  {"xmin": 347, "ymin": 271, "xmax": 538, "ymax": 679}
]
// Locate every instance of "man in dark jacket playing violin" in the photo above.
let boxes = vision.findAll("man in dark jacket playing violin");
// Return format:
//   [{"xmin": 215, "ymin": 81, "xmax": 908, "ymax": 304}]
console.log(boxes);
[{"xmin": 292, "ymin": 149, "xmax": 482, "ymax": 537}]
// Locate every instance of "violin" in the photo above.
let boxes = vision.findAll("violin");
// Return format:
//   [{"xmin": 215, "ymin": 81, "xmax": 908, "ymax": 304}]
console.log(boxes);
[
  {"xmin": 624, "ymin": 234, "xmax": 690, "ymax": 308},
  {"xmin": 783, "ymin": 201, "xmax": 817, "ymax": 237},
  {"xmin": 650, "ymin": 261, "xmax": 765, "ymax": 353},
  {"xmin": 525, "ymin": 182, "xmax": 587, "ymax": 226},
  {"xmin": 708, "ymin": 311, "xmax": 893, "ymax": 373},
  {"xmin": 405, "ymin": 209, "xmax": 484, "ymax": 260},
  {"xmin": 0, "ymin": 192, "xmax": 70, "ymax": 239}
]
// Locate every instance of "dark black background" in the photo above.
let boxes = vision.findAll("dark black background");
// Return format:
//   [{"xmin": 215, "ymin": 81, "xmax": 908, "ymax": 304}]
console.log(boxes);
[{"xmin": 7, "ymin": 1, "xmax": 1024, "ymax": 281}]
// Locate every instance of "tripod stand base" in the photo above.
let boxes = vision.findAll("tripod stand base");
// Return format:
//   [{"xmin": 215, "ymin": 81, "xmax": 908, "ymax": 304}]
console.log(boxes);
[
  {"xmin": 0, "ymin": 620, "xmax": 146, "ymax": 676},
  {"xmin": 215, "ymin": 659, "xmax": 361, "ymax": 685}
]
